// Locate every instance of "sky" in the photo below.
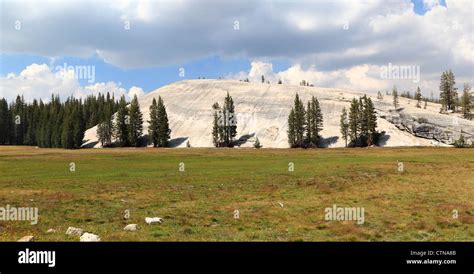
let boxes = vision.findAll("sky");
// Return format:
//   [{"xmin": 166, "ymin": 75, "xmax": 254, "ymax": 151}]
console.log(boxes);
[{"xmin": 0, "ymin": 0, "xmax": 472, "ymax": 102}]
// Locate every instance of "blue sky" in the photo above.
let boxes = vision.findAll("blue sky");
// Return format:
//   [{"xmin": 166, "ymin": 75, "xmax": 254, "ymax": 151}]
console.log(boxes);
[
  {"xmin": 411, "ymin": 0, "xmax": 446, "ymax": 14},
  {"xmin": 0, "ymin": 49, "xmax": 290, "ymax": 94},
  {"xmin": 0, "ymin": 0, "xmax": 471, "ymax": 101}
]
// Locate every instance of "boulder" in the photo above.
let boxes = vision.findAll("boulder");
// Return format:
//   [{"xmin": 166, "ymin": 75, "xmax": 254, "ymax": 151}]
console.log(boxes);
[
  {"xmin": 18, "ymin": 235, "xmax": 34, "ymax": 242},
  {"xmin": 66, "ymin": 226, "xmax": 83, "ymax": 236},
  {"xmin": 145, "ymin": 217, "xmax": 163, "ymax": 224},
  {"xmin": 124, "ymin": 224, "xmax": 138, "ymax": 231},
  {"xmin": 80, "ymin": 232, "xmax": 101, "ymax": 242}
]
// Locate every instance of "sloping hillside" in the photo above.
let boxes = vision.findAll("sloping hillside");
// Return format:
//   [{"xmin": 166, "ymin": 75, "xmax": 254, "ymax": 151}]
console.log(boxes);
[{"xmin": 83, "ymin": 80, "xmax": 474, "ymax": 148}]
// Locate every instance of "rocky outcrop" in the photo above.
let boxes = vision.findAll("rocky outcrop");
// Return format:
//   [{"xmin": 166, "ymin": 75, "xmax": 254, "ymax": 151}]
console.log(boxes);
[
  {"xmin": 83, "ymin": 80, "xmax": 474, "ymax": 148},
  {"xmin": 385, "ymin": 110, "xmax": 473, "ymax": 145}
]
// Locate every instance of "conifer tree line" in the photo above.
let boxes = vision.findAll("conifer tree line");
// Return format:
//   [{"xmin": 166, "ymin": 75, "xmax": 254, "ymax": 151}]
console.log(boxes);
[
  {"xmin": 391, "ymin": 70, "xmax": 472, "ymax": 119},
  {"xmin": 97, "ymin": 94, "xmax": 171, "ymax": 148},
  {"xmin": 287, "ymin": 93, "xmax": 324, "ymax": 148},
  {"xmin": 148, "ymin": 96, "xmax": 171, "ymax": 147},
  {"xmin": 0, "ymin": 93, "xmax": 172, "ymax": 149},
  {"xmin": 211, "ymin": 92, "xmax": 237, "ymax": 147},
  {"xmin": 341, "ymin": 95, "xmax": 379, "ymax": 147},
  {"xmin": 438, "ymin": 70, "xmax": 473, "ymax": 118},
  {"xmin": 0, "ymin": 93, "xmax": 119, "ymax": 148}
]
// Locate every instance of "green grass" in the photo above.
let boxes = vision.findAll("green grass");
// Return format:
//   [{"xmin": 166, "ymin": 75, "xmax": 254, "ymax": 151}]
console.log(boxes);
[{"xmin": 0, "ymin": 146, "xmax": 473, "ymax": 241}]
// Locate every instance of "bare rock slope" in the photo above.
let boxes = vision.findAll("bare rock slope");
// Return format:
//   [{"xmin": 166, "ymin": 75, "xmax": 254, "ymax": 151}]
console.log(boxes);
[{"xmin": 83, "ymin": 80, "xmax": 474, "ymax": 148}]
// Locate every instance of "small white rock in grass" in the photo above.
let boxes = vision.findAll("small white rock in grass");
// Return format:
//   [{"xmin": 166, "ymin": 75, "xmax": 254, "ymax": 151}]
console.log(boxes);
[
  {"xmin": 18, "ymin": 236, "xmax": 34, "ymax": 242},
  {"xmin": 65, "ymin": 227, "xmax": 83, "ymax": 236},
  {"xmin": 145, "ymin": 217, "xmax": 163, "ymax": 224},
  {"xmin": 278, "ymin": 202, "xmax": 284, "ymax": 208},
  {"xmin": 80, "ymin": 232, "xmax": 101, "ymax": 242},
  {"xmin": 124, "ymin": 224, "xmax": 138, "ymax": 231},
  {"xmin": 46, "ymin": 229, "xmax": 56, "ymax": 233}
]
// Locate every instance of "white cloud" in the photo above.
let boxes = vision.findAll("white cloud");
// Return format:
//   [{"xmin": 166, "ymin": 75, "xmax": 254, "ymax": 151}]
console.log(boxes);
[
  {"xmin": 0, "ymin": 0, "xmax": 472, "ymax": 93},
  {"xmin": 127, "ymin": 86, "xmax": 145, "ymax": 98},
  {"xmin": 1, "ymin": 1, "xmax": 471, "ymax": 71},
  {"xmin": 228, "ymin": 60, "xmax": 470, "ymax": 97},
  {"xmin": 0, "ymin": 64, "xmax": 143, "ymax": 102}
]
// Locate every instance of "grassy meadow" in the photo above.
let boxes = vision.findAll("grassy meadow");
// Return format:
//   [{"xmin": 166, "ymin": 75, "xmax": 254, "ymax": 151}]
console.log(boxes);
[{"xmin": 0, "ymin": 146, "xmax": 473, "ymax": 241}]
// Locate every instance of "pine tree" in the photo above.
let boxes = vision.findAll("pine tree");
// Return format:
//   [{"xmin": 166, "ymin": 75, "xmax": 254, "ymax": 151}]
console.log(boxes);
[
  {"xmin": 97, "ymin": 119, "xmax": 113, "ymax": 147},
  {"xmin": 0, "ymin": 98, "xmax": 10, "ymax": 144},
  {"xmin": 148, "ymin": 98, "xmax": 159, "ymax": 147},
  {"xmin": 287, "ymin": 108, "xmax": 296, "ymax": 148},
  {"xmin": 156, "ymin": 96, "xmax": 171, "ymax": 147},
  {"xmin": 306, "ymin": 101, "xmax": 312, "ymax": 145},
  {"xmin": 96, "ymin": 102, "xmax": 114, "ymax": 148},
  {"xmin": 261, "ymin": 75, "xmax": 265, "ymax": 83},
  {"xmin": 348, "ymin": 98, "xmax": 360, "ymax": 146},
  {"xmin": 392, "ymin": 86, "xmax": 399, "ymax": 110},
  {"xmin": 460, "ymin": 83, "xmax": 472, "ymax": 119},
  {"xmin": 61, "ymin": 98, "xmax": 74, "ymax": 149},
  {"xmin": 344, "ymin": 96, "xmax": 378, "ymax": 147},
  {"xmin": 223, "ymin": 92, "xmax": 237, "ymax": 146},
  {"xmin": 293, "ymin": 93, "xmax": 306, "ymax": 147},
  {"xmin": 254, "ymin": 137, "xmax": 262, "ymax": 149},
  {"xmin": 212, "ymin": 102, "xmax": 221, "ymax": 147},
  {"xmin": 128, "ymin": 95, "xmax": 143, "ymax": 147},
  {"xmin": 12, "ymin": 95, "xmax": 26, "ymax": 145},
  {"xmin": 365, "ymin": 97, "xmax": 377, "ymax": 146},
  {"xmin": 114, "ymin": 95, "xmax": 129, "ymax": 146},
  {"xmin": 50, "ymin": 95, "xmax": 62, "ymax": 148},
  {"xmin": 415, "ymin": 87, "xmax": 422, "ymax": 108},
  {"xmin": 210, "ymin": 93, "xmax": 237, "ymax": 147},
  {"xmin": 424, "ymin": 98, "xmax": 428, "ymax": 109},
  {"xmin": 454, "ymin": 134, "xmax": 465, "ymax": 148},
  {"xmin": 25, "ymin": 100, "xmax": 39, "ymax": 145},
  {"xmin": 340, "ymin": 107, "xmax": 349, "ymax": 147},
  {"xmin": 377, "ymin": 91, "xmax": 383, "ymax": 100},
  {"xmin": 359, "ymin": 96, "xmax": 368, "ymax": 139},
  {"xmin": 308, "ymin": 96, "xmax": 323, "ymax": 146},
  {"xmin": 72, "ymin": 102, "xmax": 85, "ymax": 148},
  {"xmin": 439, "ymin": 70, "xmax": 457, "ymax": 112}
]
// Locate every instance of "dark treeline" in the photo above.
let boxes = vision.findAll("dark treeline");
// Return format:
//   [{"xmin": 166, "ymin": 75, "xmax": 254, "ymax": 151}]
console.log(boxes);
[{"xmin": 0, "ymin": 93, "xmax": 119, "ymax": 148}]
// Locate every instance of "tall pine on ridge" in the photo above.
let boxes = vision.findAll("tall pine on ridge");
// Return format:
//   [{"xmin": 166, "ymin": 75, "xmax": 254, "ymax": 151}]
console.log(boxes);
[
  {"xmin": 156, "ymin": 96, "xmax": 171, "ymax": 147},
  {"xmin": 340, "ymin": 107, "xmax": 349, "ymax": 147},
  {"xmin": 128, "ymin": 95, "xmax": 143, "ymax": 147},
  {"xmin": 148, "ymin": 98, "xmax": 159, "ymax": 147},
  {"xmin": 114, "ymin": 95, "xmax": 130, "ymax": 147}
]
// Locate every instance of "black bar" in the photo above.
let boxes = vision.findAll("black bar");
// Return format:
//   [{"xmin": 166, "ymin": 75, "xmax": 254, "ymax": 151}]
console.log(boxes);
[{"xmin": 0, "ymin": 242, "xmax": 472, "ymax": 273}]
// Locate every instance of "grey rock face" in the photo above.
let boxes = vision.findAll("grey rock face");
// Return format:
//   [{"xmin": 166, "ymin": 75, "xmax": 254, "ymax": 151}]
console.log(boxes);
[{"xmin": 386, "ymin": 110, "xmax": 473, "ymax": 145}]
